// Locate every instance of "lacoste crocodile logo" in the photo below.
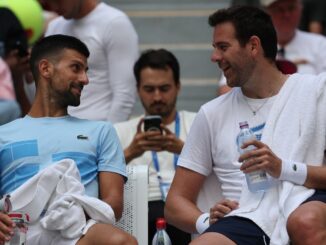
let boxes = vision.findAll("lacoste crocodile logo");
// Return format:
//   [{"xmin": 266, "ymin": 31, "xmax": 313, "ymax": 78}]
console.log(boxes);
[{"xmin": 77, "ymin": 135, "xmax": 88, "ymax": 140}]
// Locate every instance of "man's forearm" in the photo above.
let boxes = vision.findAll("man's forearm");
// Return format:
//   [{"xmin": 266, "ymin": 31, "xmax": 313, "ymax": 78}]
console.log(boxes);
[
  {"xmin": 305, "ymin": 165, "xmax": 326, "ymax": 189},
  {"xmin": 165, "ymin": 195, "xmax": 202, "ymax": 234},
  {"xmin": 123, "ymin": 148, "xmax": 137, "ymax": 164}
]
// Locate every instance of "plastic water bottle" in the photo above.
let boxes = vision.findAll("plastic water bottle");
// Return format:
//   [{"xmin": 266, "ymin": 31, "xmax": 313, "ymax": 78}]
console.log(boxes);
[
  {"xmin": 4, "ymin": 212, "xmax": 29, "ymax": 245},
  {"xmin": 237, "ymin": 121, "xmax": 270, "ymax": 192},
  {"xmin": 152, "ymin": 218, "xmax": 172, "ymax": 245}
]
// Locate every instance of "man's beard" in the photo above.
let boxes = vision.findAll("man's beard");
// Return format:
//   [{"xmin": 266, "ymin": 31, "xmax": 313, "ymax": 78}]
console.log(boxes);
[
  {"xmin": 144, "ymin": 99, "xmax": 177, "ymax": 118},
  {"xmin": 58, "ymin": 86, "xmax": 81, "ymax": 107}
]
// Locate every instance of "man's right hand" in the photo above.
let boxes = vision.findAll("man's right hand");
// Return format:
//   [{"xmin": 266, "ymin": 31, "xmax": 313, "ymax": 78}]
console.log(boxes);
[
  {"xmin": 209, "ymin": 199, "xmax": 239, "ymax": 225},
  {"xmin": 0, "ymin": 212, "xmax": 14, "ymax": 244},
  {"xmin": 124, "ymin": 118, "xmax": 164, "ymax": 163}
]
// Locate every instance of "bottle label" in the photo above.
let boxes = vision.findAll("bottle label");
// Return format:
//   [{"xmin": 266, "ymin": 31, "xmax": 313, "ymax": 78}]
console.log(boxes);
[
  {"xmin": 5, "ymin": 213, "xmax": 28, "ymax": 245},
  {"xmin": 248, "ymin": 171, "xmax": 268, "ymax": 183}
]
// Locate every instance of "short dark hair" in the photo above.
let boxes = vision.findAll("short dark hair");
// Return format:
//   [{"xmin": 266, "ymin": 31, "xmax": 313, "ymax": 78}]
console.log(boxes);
[
  {"xmin": 30, "ymin": 34, "xmax": 90, "ymax": 80},
  {"xmin": 208, "ymin": 6, "xmax": 277, "ymax": 61},
  {"xmin": 133, "ymin": 49, "xmax": 180, "ymax": 87}
]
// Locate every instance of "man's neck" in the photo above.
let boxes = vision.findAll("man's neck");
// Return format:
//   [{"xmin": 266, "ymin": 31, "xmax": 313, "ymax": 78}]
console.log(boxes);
[
  {"xmin": 28, "ymin": 91, "xmax": 68, "ymax": 118},
  {"xmin": 75, "ymin": 0, "xmax": 98, "ymax": 19},
  {"xmin": 242, "ymin": 64, "xmax": 288, "ymax": 99}
]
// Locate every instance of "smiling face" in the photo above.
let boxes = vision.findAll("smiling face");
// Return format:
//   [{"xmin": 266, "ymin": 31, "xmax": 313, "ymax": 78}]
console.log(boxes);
[
  {"xmin": 138, "ymin": 67, "xmax": 180, "ymax": 119},
  {"xmin": 211, "ymin": 22, "xmax": 256, "ymax": 88},
  {"xmin": 48, "ymin": 49, "xmax": 89, "ymax": 107}
]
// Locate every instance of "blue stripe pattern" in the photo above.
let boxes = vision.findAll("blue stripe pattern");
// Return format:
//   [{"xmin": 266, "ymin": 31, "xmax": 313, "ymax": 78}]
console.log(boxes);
[
  {"xmin": 0, "ymin": 140, "xmax": 38, "ymax": 172},
  {"xmin": 52, "ymin": 152, "xmax": 97, "ymax": 185},
  {"xmin": 1, "ymin": 164, "xmax": 39, "ymax": 195}
]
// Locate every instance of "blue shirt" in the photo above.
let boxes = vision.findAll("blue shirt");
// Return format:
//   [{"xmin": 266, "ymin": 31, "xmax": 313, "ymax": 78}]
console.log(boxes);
[{"xmin": 0, "ymin": 115, "xmax": 126, "ymax": 197}]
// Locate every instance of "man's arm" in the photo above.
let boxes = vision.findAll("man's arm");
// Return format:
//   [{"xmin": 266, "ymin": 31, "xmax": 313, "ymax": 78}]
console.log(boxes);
[
  {"xmin": 165, "ymin": 166, "xmax": 206, "ymax": 233},
  {"xmin": 239, "ymin": 140, "xmax": 326, "ymax": 189},
  {"xmin": 304, "ymin": 165, "xmax": 326, "ymax": 189},
  {"xmin": 104, "ymin": 16, "xmax": 139, "ymax": 122},
  {"xmin": 98, "ymin": 172, "xmax": 125, "ymax": 221}
]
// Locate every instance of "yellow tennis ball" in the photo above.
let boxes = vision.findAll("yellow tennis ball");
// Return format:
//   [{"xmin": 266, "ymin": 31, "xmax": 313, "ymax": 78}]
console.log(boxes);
[{"xmin": 0, "ymin": 0, "xmax": 44, "ymax": 45}]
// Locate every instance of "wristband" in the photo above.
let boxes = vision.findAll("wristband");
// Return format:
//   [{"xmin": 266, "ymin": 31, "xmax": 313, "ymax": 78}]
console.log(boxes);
[
  {"xmin": 279, "ymin": 159, "xmax": 307, "ymax": 185},
  {"xmin": 195, "ymin": 212, "xmax": 210, "ymax": 234}
]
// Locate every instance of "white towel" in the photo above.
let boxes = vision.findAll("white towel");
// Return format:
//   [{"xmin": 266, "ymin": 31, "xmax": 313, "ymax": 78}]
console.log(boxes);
[
  {"xmin": 228, "ymin": 73, "xmax": 326, "ymax": 244},
  {"xmin": 9, "ymin": 159, "xmax": 115, "ymax": 240},
  {"xmin": 265, "ymin": 73, "xmax": 326, "ymax": 244}
]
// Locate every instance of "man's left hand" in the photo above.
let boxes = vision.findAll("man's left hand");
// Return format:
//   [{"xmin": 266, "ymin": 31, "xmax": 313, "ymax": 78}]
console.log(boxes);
[{"xmin": 238, "ymin": 140, "xmax": 282, "ymax": 178}]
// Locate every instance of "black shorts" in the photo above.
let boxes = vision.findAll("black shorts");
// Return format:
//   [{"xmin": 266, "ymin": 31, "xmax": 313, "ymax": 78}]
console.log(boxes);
[
  {"xmin": 205, "ymin": 216, "xmax": 270, "ymax": 245},
  {"xmin": 302, "ymin": 189, "xmax": 326, "ymax": 204},
  {"xmin": 204, "ymin": 190, "xmax": 326, "ymax": 245}
]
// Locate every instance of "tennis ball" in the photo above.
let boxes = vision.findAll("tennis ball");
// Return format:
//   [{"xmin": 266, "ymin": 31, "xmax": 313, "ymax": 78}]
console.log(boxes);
[{"xmin": 0, "ymin": 0, "xmax": 44, "ymax": 45}]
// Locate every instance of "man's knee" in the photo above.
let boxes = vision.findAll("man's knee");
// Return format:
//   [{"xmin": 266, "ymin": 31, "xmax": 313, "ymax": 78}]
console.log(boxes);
[
  {"xmin": 108, "ymin": 232, "xmax": 138, "ymax": 245},
  {"xmin": 287, "ymin": 201, "xmax": 326, "ymax": 244},
  {"xmin": 77, "ymin": 223, "xmax": 138, "ymax": 245}
]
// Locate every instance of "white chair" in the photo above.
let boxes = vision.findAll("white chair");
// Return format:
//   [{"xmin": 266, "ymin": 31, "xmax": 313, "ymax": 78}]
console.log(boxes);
[{"xmin": 115, "ymin": 165, "xmax": 148, "ymax": 245}]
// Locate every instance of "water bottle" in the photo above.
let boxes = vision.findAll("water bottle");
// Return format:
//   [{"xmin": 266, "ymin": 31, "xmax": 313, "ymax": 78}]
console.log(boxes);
[
  {"xmin": 237, "ymin": 121, "xmax": 270, "ymax": 192},
  {"xmin": 1, "ymin": 195, "xmax": 29, "ymax": 245},
  {"xmin": 4, "ymin": 212, "xmax": 29, "ymax": 245},
  {"xmin": 152, "ymin": 218, "xmax": 172, "ymax": 245}
]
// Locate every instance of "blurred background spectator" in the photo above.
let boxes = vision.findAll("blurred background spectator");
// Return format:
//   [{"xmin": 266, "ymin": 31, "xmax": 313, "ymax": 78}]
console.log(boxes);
[
  {"xmin": 42, "ymin": 0, "xmax": 139, "ymax": 123},
  {"xmin": 300, "ymin": 0, "xmax": 326, "ymax": 35},
  {"xmin": 0, "ymin": 0, "xmax": 44, "ymax": 120},
  {"xmin": 0, "ymin": 57, "xmax": 20, "ymax": 125}
]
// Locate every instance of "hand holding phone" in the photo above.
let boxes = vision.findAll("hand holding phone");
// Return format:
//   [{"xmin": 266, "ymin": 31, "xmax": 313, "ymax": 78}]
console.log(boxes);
[{"xmin": 144, "ymin": 115, "xmax": 162, "ymax": 133}]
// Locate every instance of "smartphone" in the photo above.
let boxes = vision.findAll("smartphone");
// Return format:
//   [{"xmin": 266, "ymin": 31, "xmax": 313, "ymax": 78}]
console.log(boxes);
[
  {"xmin": 14, "ymin": 40, "xmax": 28, "ymax": 57},
  {"xmin": 144, "ymin": 115, "xmax": 162, "ymax": 133}
]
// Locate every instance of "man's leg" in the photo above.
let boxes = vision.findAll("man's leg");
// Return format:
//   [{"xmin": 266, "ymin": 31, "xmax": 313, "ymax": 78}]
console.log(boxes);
[
  {"xmin": 190, "ymin": 232, "xmax": 236, "ymax": 245},
  {"xmin": 191, "ymin": 216, "xmax": 269, "ymax": 245},
  {"xmin": 287, "ymin": 201, "xmax": 326, "ymax": 245},
  {"xmin": 76, "ymin": 223, "xmax": 138, "ymax": 245}
]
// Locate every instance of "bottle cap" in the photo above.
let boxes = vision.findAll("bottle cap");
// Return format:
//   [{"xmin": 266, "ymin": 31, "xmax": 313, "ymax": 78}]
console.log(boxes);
[
  {"xmin": 156, "ymin": 217, "xmax": 167, "ymax": 229},
  {"xmin": 0, "ymin": 195, "xmax": 12, "ymax": 213},
  {"xmin": 239, "ymin": 121, "xmax": 249, "ymax": 129}
]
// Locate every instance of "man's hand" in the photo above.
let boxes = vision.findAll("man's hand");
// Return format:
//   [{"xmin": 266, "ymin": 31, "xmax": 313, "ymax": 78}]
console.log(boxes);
[
  {"xmin": 238, "ymin": 140, "xmax": 282, "ymax": 178},
  {"xmin": 124, "ymin": 118, "xmax": 185, "ymax": 163},
  {"xmin": 124, "ymin": 118, "xmax": 163, "ymax": 163},
  {"xmin": 160, "ymin": 124, "xmax": 184, "ymax": 154},
  {"xmin": 0, "ymin": 212, "xmax": 14, "ymax": 244},
  {"xmin": 209, "ymin": 199, "xmax": 239, "ymax": 225}
]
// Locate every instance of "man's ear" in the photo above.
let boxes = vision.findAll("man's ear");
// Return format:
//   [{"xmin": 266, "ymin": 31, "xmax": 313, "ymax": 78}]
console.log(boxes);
[
  {"xmin": 38, "ymin": 59, "xmax": 53, "ymax": 79},
  {"xmin": 248, "ymin": 35, "xmax": 261, "ymax": 56}
]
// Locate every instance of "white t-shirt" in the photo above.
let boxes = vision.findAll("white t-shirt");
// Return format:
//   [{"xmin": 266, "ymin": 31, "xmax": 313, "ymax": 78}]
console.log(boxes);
[
  {"xmin": 46, "ymin": 3, "xmax": 139, "ymax": 123},
  {"xmin": 178, "ymin": 88, "xmax": 276, "ymax": 201},
  {"xmin": 114, "ymin": 111, "xmax": 196, "ymax": 201}
]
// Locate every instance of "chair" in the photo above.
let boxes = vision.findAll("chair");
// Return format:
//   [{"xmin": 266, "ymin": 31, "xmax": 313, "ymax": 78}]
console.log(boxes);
[{"xmin": 115, "ymin": 165, "xmax": 148, "ymax": 245}]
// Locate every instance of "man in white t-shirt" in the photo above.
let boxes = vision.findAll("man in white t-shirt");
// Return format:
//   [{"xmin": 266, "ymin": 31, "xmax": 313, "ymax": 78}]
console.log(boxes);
[
  {"xmin": 218, "ymin": 0, "xmax": 326, "ymax": 95},
  {"xmin": 44, "ymin": 0, "xmax": 139, "ymax": 123},
  {"xmin": 114, "ymin": 49, "xmax": 195, "ymax": 244},
  {"xmin": 165, "ymin": 5, "xmax": 326, "ymax": 245}
]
